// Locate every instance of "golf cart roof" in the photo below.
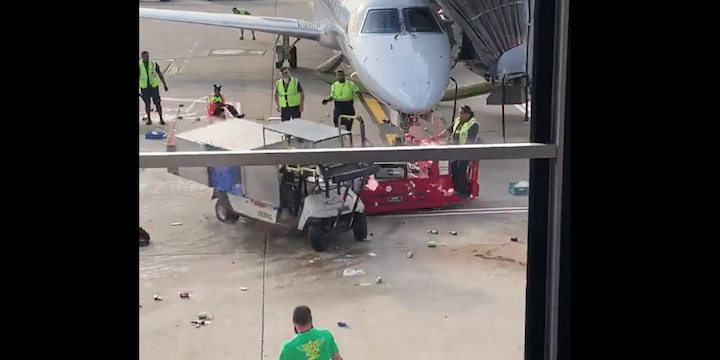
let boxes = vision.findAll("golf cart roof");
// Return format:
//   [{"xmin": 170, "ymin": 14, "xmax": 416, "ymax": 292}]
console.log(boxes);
[
  {"xmin": 176, "ymin": 118, "xmax": 283, "ymax": 151},
  {"xmin": 263, "ymin": 118, "xmax": 350, "ymax": 143}
]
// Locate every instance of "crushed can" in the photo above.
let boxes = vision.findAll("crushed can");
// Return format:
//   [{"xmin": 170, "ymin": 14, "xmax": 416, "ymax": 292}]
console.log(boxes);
[
  {"xmin": 375, "ymin": 276, "xmax": 383, "ymax": 284},
  {"xmin": 180, "ymin": 292, "xmax": 190, "ymax": 298},
  {"xmin": 337, "ymin": 321, "xmax": 347, "ymax": 327},
  {"xmin": 427, "ymin": 241, "xmax": 437, "ymax": 248}
]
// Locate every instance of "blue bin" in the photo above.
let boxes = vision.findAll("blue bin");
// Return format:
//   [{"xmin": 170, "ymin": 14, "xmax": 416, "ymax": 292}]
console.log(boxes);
[{"xmin": 145, "ymin": 130, "xmax": 166, "ymax": 140}]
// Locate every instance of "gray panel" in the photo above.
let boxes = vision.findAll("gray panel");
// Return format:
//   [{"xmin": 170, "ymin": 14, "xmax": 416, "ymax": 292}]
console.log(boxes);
[
  {"xmin": 242, "ymin": 165, "xmax": 281, "ymax": 207},
  {"xmin": 262, "ymin": 119, "xmax": 350, "ymax": 143}
]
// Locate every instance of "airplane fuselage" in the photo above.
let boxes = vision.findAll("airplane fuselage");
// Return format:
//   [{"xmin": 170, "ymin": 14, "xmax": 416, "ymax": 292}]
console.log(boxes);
[{"xmin": 312, "ymin": 0, "xmax": 452, "ymax": 115}]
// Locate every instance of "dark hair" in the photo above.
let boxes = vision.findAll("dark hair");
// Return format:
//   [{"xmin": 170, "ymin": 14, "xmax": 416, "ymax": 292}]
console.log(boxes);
[
  {"xmin": 141, "ymin": 51, "xmax": 149, "ymax": 56},
  {"xmin": 460, "ymin": 105, "xmax": 474, "ymax": 118},
  {"xmin": 292, "ymin": 305, "xmax": 312, "ymax": 326}
]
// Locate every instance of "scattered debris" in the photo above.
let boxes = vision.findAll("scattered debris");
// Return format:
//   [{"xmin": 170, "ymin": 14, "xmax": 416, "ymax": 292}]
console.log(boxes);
[
  {"xmin": 139, "ymin": 305, "xmax": 142, "ymax": 308},
  {"xmin": 343, "ymin": 268, "xmax": 366, "ymax": 277},
  {"xmin": 198, "ymin": 312, "xmax": 215, "ymax": 320},
  {"xmin": 448, "ymin": 230, "xmax": 458, "ymax": 235},
  {"xmin": 180, "ymin": 292, "xmax": 190, "ymax": 299},
  {"xmin": 369, "ymin": 233, "xmax": 373, "ymax": 236},
  {"xmin": 240, "ymin": 287, "xmax": 249, "ymax": 291},
  {"xmin": 375, "ymin": 276, "xmax": 383, "ymax": 284},
  {"xmin": 333, "ymin": 259, "xmax": 348, "ymax": 263},
  {"xmin": 368, "ymin": 252, "xmax": 376, "ymax": 257},
  {"xmin": 428, "ymin": 230, "xmax": 438, "ymax": 234},
  {"xmin": 427, "ymin": 241, "xmax": 437, "ymax": 248},
  {"xmin": 337, "ymin": 321, "xmax": 347, "ymax": 327},
  {"xmin": 511, "ymin": 237, "xmax": 518, "ymax": 242},
  {"xmin": 171, "ymin": 222, "xmax": 182, "ymax": 226},
  {"xmin": 406, "ymin": 252, "xmax": 413, "ymax": 258},
  {"xmin": 154, "ymin": 295, "xmax": 163, "ymax": 301},
  {"xmin": 191, "ymin": 320, "xmax": 211, "ymax": 328},
  {"xmin": 357, "ymin": 283, "xmax": 372, "ymax": 286}
]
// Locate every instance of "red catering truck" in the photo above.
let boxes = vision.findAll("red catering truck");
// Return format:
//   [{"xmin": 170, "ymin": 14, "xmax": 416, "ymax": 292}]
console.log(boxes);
[{"xmin": 359, "ymin": 135, "xmax": 479, "ymax": 215}]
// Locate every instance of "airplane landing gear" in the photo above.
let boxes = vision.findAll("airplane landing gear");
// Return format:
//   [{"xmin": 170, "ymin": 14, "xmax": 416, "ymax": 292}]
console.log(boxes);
[{"xmin": 275, "ymin": 35, "xmax": 300, "ymax": 68}]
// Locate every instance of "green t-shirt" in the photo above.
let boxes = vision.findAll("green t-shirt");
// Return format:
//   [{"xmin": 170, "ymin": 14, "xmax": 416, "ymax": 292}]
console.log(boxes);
[{"xmin": 279, "ymin": 328, "xmax": 339, "ymax": 360}]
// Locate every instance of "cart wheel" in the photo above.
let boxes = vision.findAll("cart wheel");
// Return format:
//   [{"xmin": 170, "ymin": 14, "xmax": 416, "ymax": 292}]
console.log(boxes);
[
  {"xmin": 308, "ymin": 224, "xmax": 328, "ymax": 251},
  {"xmin": 352, "ymin": 212, "xmax": 368, "ymax": 241},
  {"xmin": 215, "ymin": 198, "xmax": 240, "ymax": 224}
]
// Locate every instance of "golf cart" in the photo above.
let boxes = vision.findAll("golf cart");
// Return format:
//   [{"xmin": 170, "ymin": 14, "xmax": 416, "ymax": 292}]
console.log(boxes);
[{"xmin": 167, "ymin": 117, "xmax": 378, "ymax": 251}]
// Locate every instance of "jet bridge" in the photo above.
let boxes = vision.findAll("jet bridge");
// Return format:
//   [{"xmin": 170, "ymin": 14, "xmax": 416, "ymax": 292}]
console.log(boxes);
[{"xmin": 435, "ymin": 0, "xmax": 532, "ymax": 105}]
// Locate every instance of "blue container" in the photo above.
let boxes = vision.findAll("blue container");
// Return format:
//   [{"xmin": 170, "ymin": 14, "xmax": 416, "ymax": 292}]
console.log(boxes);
[
  {"xmin": 208, "ymin": 165, "xmax": 243, "ymax": 195},
  {"xmin": 145, "ymin": 130, "xmax": 166, "ymax": 140}
]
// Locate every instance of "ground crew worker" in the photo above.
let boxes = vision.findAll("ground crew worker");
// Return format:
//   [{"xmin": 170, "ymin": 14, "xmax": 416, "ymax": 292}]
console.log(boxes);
[
  {"xmin": 279, "ymin": 305, "xmax": 344, "ymax": 360},
  {"xmin": 275, "ymin": 67, "xmax": 305, "ymax": 121},
  {"xmin": 322, "ymin": 69, "xmax": 359, "ymax": 131},
  {"xmin": 447, "ymin": 105, "xmax": 479, "ymax": 198},
  {"xmin": 232, "ymin": 7, "xmax": 256, "ymax": 40},
  {"xmin": 139, "ymin": 51, "xmax": 169, "ymax": 125}
]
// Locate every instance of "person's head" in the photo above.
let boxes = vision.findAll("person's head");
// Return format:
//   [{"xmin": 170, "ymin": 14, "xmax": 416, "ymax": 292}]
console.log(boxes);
[
  {"xmin": 232, "ymin": 7, "xmax": 238, "ymax": 13},
  {"xmin": 336, "ymin": 69, "xmax": 345, "ymax": 83},
  {"xmin": 141, "ymin": 51, "xmax": 149, "ymax": 63},
  {"xmin": 213, "ymin": 84, "xmax": 222, "ymax": 96},
  {"xmin": 280, "ymin": 67, "xmax": 290, "ymax": 81},
  {"xmin": 459, "ymin": 105, "xmax": 473, "ymax": 121},
  {"xmin": 292, "ymin": 305, "xmax": 313, "ymax": 332}
]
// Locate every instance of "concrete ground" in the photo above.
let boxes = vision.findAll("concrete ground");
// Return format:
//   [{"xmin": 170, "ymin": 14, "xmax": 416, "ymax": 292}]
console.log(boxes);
[{"xmin": 140, "ymin": 1, "xmax": 531, "ymax": 359}]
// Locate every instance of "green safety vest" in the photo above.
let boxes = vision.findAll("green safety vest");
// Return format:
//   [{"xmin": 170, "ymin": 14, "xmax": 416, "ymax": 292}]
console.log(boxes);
[
  {"xmin": 233, "ymin": 8, "xmax": 251, "ymax": 15},
  {"xmin": 139, "ymin": 60, "xmax": 160, "ymax": 89},
  {"xmin": 452, "ymin": 117, "xmax": 478, "ymax": 144},
  {"xmin": 276, "ymin": 78, "xmax": 301, "ymax": 108},
  {"xmin": 330, "ymin": 80, "xmax": 358, "ymax": 101},
  {"xmin": 209, "ymin": 95, "xmax": 224, "ymax": 104}
]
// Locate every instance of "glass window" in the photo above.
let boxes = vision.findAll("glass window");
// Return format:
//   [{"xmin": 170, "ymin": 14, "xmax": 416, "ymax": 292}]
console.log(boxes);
[
  {"xmin": 361, "ymin": 9, "xmax": 401, "ymax": 34},
  {"xmin": 402, "ymin": 7, "xmax": 442, "ymax": 33}
]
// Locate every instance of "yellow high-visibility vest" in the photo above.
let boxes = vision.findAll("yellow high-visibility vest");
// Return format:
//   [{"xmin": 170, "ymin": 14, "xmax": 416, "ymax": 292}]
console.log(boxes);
[
  {"xmin": 452, "ymin": 117, "xmax": 478, "ymax": 144},
  {"xmin": 276, "ymin": 78, "xmax": 301, "ymax": 108},
  {"xmin": 330, "ymin": 80, "xmax": 358, "ymax": 101},
  {"xmin": 139, "ymin": 60, "xmax": 160, "ymax": 89}
]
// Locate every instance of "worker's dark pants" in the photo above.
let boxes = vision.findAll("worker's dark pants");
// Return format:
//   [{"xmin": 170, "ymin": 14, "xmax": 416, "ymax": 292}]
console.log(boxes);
[
  {"xmin": 333, "ymin": 100, "xmax": 355, "ymax": 131},
  {"xmin": 280, "ymin": 106, "xmax": 301, "ymax": 121},
  {"xmin": 451, "ymin": 160, "xmax": 470, "ymax": 198}
]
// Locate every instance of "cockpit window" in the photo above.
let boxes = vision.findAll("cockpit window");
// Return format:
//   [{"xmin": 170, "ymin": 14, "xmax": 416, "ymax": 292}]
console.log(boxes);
[
  {"xmin": 361, "ymin": 9, "xmax": 401, "ymax": 34},
  {"xmin": 402, "ymin": 7, "xmax": 442, "ymax": 33}
]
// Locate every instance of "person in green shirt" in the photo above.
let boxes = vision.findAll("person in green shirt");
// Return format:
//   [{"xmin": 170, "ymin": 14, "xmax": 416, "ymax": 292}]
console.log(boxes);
[
  {"xmin": 232, "ymin": 7, "xmax": 256, "ymax": 40},
  {"xmin": 322, "ymin": 69, "xmax": 359, "ymax": 131},
  {"xmin": 279, "ymin": 306, "xmax": 344, "ymax": 360}
]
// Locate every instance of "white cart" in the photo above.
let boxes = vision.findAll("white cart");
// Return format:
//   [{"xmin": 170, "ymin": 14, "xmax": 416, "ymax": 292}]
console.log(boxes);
[{"xmin": 168, "ymin": 118, "xmax": 378, "ymax": 251}]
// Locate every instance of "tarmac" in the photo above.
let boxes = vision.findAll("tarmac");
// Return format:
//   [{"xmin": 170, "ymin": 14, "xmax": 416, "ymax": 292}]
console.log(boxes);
[{"xmin": 139, "ymin": 1, "xmax": 531, "ymax": 359}]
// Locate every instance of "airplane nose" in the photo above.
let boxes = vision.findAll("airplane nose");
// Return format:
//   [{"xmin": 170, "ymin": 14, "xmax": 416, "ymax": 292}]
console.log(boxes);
[
  {"xmin": 382, "ymin": 43, "xmax": 450, "ymax": 113},
  {"xmin": 390, "ymin": 59, "xmax": 449, "ymax": 114},
  {"xmin": 356, "ymin": 35, "xmax": 451, "ymax": 114}
]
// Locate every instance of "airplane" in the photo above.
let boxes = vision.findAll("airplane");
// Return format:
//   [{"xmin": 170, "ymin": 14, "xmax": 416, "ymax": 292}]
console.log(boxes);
[{"xmin": 139, "ymin": 0, "xmax": 453, "ymax": 120}]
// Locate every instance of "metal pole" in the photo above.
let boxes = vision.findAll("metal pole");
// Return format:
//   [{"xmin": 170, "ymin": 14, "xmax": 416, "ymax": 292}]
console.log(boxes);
[
  {"xmin": 449, "ymin": 77, "xmax": 458, "ymax": 123},
  {"xmin": 545, "ymin": 0, "xmax": 569, "ymax": 359},
  {"xmin": 501, "ymin": 75, "xmax": 507, "ymax": 143}
]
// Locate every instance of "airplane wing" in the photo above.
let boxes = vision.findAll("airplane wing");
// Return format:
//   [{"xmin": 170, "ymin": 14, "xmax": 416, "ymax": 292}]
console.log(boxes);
[{"xmin": 139, "ymin": 8, "xmax": 322, "ymax": 41}]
